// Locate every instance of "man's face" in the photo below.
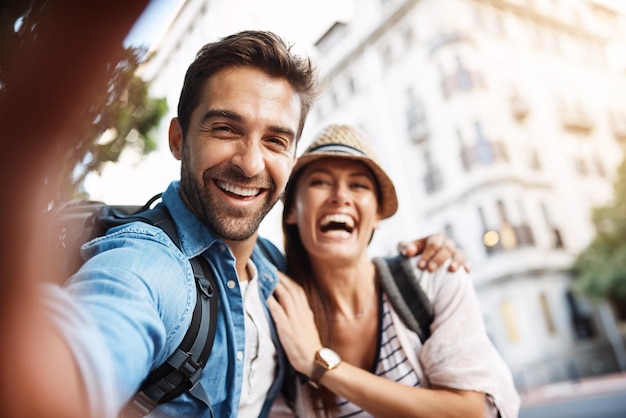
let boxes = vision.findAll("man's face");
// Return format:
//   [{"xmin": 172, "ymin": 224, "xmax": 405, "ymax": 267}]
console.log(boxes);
[{"xmin": 170, "ymin": 66, "xmax": 301, "ymax": 242}]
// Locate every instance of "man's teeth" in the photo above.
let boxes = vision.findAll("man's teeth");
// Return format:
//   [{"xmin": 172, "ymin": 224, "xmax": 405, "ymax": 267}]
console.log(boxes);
[{"xmin": 217, "ymin": 180, "xmax": 260, "ymax": 197}]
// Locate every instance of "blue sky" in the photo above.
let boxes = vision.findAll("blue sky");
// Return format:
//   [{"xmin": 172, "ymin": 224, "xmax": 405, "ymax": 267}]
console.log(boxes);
[{"xmin": 124, "ymin": 0, "xmax": 182, "ymax": 49}]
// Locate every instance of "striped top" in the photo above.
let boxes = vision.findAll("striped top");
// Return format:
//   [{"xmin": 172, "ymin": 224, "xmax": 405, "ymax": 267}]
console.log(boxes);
[{"xmin": 320, "ymin": 292, "xmax": 420, "ymax": 417}]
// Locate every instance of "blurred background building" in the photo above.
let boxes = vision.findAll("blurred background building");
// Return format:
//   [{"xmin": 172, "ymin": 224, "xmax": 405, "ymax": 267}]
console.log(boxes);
[{"xmin": 98, "ymin": 0, "xmax": 626, "ymax": 394}]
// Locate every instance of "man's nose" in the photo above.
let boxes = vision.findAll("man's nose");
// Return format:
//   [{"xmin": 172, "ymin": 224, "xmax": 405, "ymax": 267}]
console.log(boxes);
[{"xmin": 232, "ymin": 139, "xmax": 265, "ymax": 177}]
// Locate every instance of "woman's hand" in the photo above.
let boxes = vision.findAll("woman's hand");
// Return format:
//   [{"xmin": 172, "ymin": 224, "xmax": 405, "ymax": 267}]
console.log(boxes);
[
  {"xmin": 398, "ymin": 232, "xmax": 471, "ymax": 273},
  {"xmin": 267, "ymin": 272, "xmax": 322, "ymax": 378}
]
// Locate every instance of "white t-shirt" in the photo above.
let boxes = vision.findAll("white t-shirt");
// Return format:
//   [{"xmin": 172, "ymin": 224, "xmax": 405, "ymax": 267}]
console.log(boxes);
[{"xmin": 239, "ymin": 260, "xmax": 277, "ymax": 417}]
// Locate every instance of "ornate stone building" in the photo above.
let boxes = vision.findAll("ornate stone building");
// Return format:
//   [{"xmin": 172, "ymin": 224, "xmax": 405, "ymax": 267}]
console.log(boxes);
[{"xmin": 136, "ymin": 0, "xmax": 626, "ymax": 390}]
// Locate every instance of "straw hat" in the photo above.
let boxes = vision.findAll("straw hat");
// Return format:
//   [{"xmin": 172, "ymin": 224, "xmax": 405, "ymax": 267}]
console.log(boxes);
[{"xmin": 289, "ymin": 124, "xmax": 398, "ymax": 219}]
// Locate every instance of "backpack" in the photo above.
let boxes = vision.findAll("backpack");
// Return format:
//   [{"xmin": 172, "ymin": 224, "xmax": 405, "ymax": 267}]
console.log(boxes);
[
  {"xmin": 373, "ymin": 255, "xmax": 434, "ymax": 344},
  {"xmin": 50, "ymin": 194, "xmax": 219, "ymax": 417}
]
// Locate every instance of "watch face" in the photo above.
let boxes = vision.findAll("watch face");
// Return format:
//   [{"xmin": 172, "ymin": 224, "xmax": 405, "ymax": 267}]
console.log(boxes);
[{"xmin": 318, "ymin": 347, "xmax": 341, "ymax": 367}]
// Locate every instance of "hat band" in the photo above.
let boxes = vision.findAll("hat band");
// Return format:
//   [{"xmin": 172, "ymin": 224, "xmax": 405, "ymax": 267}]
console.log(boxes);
[{"xmin": 308, "ymin": 143, "xmax": 367, "ymax": 157}]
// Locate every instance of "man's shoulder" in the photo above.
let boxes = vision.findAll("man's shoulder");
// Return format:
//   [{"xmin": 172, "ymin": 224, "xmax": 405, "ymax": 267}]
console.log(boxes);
[
  {"xmin": 88, "ymin": 219, "xmax": 181, "ymax": 252},
  {"xmin": 254, "ymin": 237, "xmax": 286, "ymax": 271}
]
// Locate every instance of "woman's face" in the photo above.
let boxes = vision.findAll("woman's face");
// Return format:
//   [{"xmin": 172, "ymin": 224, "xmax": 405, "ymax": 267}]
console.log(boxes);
[{"xmin": 286, "ymin": 157, "xmax": 382, "ymax": 262}]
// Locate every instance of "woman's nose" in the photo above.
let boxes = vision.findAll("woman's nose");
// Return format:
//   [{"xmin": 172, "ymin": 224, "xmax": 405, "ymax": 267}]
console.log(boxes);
[{"xmin": 330, "ymin": 183, "xmax": 350, "ymax": 205}]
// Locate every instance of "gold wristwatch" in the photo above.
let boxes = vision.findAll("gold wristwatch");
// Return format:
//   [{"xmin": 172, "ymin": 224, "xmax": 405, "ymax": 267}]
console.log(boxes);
[{"xmin": 309, "ymin": 347, "xmax": 342, "ymax": 389}]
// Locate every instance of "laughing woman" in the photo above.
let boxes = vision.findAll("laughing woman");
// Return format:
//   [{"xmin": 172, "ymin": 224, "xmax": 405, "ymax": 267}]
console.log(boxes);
[{"xmin": 268, "ymin": 125, "xmax": 520, "ymax": 418}]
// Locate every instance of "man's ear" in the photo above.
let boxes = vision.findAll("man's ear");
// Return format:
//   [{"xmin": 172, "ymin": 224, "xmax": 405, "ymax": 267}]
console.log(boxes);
[{"xmin": 169, "ymin": 117, "xmax": 183, "ymax": 160}]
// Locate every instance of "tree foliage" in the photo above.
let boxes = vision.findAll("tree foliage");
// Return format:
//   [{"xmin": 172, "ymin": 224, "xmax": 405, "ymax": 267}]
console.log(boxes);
[
  {"xmin": 1, "ymin": 0, "xmax": 167, "ymax": 205},
  {"xmin": 50, "ymin": 46, "xmax": 168, "ymax": 202},
  {"xmin": 574, "ymin": 156, "xmax": 626, "ymax": 302}
]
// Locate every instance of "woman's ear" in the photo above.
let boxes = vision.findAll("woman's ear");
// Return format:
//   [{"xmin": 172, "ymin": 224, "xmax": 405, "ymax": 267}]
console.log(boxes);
[
  {"xmin": 285, "ymin": 206, "xmax": 297, "ymax": 225},
  {"xmin": 374, "ymin": 213, "xmax": 382, "ymax": 230},
  {"xmin": 169, "ymin": 117, "xmax": 183, "ymax": 160}
]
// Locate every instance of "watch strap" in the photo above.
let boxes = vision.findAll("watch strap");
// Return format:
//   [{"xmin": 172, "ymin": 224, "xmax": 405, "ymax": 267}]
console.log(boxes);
[{"xmin": 310, "ymin": 362, "xmax": 328, "ymax": 388}]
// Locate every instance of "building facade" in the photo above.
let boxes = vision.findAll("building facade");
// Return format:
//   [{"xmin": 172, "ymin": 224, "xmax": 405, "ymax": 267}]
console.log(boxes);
[{"xmin": 140, "ymin": 0, "xmax": 626, "ymax": 390}]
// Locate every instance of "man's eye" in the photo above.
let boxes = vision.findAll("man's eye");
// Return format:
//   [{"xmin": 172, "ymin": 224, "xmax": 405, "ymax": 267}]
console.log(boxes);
[{"xmin": 266, "ymin": 137, "xmax": 289, "ymax": 149}]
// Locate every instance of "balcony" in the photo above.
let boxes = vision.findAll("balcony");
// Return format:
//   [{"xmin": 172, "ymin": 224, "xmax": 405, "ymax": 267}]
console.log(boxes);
[
  {"xmin": 511, "ymin": 95, "xmax": 530, "ymax": 120},
  {"xmin": 560, "ymin": 105, "xmax": 594, "ymax": 134},
  {"xmin": 609, "ymin": 113, "xmax": 626, "ymax": 143},
  {"xmin": 460, "ymin": 140, "xmax": 508, "ymax": 171}
]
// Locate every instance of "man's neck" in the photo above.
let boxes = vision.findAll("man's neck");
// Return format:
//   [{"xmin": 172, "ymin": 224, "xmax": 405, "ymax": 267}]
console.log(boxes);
[
  {"xmin": 177, "ymin": 188, "xmax": 257, "ymax": 282},
  {"xmin": 223, "ymin": 237, "xmax": 257, "ymax": 283}
]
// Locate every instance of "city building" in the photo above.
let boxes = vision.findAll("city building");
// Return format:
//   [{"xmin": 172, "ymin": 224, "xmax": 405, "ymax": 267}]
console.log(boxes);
[{"xmin": 138, "ymin": 0, "xmax": 626, "ymax": 391}]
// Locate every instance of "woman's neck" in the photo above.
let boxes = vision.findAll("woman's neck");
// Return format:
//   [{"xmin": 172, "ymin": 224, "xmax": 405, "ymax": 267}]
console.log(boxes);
[{"xmin": 311, "ymin": 256, "xmax": 378, "ymax": 322}]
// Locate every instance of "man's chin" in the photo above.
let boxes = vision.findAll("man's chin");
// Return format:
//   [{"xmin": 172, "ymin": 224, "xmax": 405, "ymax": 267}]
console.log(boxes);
[{"xmin": 210, "ymin": 216, "xmax": 263, "ymax": 242}]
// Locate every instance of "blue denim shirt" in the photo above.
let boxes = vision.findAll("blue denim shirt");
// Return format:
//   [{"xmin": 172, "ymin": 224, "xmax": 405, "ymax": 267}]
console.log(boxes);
[{"xmin": 48, "ymin": 181, "xmax": 287, "ymax": 417}]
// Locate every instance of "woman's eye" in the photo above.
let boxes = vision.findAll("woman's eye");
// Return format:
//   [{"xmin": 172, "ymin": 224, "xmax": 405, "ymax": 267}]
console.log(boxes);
[
  {"xmin": 352, "ymin": 183, "xmax": 371, "ymax": 190},
  {"xmin": 310, "ymin": 179, "xmax": 329, "ymax": 186}
]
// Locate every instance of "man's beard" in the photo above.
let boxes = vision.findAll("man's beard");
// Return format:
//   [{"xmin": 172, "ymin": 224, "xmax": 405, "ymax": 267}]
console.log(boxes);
[{"xmin": 180, "ymin": 161, "xmax": 281, "ymax": 242}]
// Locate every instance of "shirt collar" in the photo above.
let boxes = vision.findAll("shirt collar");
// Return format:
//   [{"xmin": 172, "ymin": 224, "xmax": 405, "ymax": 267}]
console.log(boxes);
[{"xmin": 162, "ymin": 180, "xmax": 222, "ymax": 258}]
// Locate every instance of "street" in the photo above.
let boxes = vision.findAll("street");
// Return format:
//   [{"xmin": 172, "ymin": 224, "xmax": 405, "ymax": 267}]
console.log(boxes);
[
  {"xmin": 520, "ymin": 390, "xmax": 626, "ymax": 418},
  {"xmin": 519, "ymin": 373, "xmax": 626, "ymax": 418}
]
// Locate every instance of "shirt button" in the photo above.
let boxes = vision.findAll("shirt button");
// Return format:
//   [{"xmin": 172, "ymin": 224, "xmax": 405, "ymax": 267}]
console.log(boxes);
[
  {"xmin": 227, "ymin": 280, "xmax": 236, "ymax": 289},
  {"xmin": 219, "ymin": 244, "xmax": 226, "ymax": 252},
  {"xmin": 237, "ymin": 351, "xmax": 243, "ymax": 360}
]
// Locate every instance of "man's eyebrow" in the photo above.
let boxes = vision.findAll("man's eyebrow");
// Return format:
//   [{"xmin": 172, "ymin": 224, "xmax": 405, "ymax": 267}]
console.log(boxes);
[
  {"xmin": 200, "ymin": 109, "xmax": 243, "ymax": 124},
  {"xmin": 268, "ymin": 124, "xmax": 296, "ymax": 139},
  {"xmin": 199, "ymin": 110, "xmax": 295, "ymax": 138}
]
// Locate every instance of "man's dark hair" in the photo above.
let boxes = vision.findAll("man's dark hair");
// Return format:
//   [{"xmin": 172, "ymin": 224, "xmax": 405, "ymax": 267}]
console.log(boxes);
[{"xmin": 177, "ymin": 30, "xmax": 318, "ymax": 140}]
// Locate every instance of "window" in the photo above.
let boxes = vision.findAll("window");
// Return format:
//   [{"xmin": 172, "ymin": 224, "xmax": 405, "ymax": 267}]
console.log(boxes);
[
  {"xmin": 541, "ymin": 203, "xmax": 564, "ymax": 249},
  {"xmin": 573, "ymin": 158, "xmax": 588, "ymax": 176},
  {"xmin": 501, "ymin": 300, "xmax": 520, "ymax": 342},
  {"xmin": 566, "ymin": 291, "xmax": 596, "ymax": 340},
  {"xmin": 346, "ymin": 76, "xmax": 356, "ymax": 96},
  {"xmin": 315, "ymin": 22, "xmax": 348, "ymax": 55},
  {"xmin": 497, "ymin": 200, "xmax": 517, "ymax": 250},
  {"xmin": 444, "ymin": 223, "xmax": 456, "ymax": 242},
  {"xmin": 406, "ymin": 88, "xmax": 428, "ymax": 143},
  {"xmin": 423, "ymin": 151, "xmax": 443, "ymax": 194},
  {"xmin": 403, "ymin": 26, "xmax": 415, "ymax": 46},
  {"xmin": 380, "ymin": 41, "xmax": 393, "ymax": 64},
  {"xmin": 540, "ymin": 293, "xmax": 557, "ymax": 335},
  {"xmin": 594, "ymin": 157, "xmax": 606, "ymax": 177}
]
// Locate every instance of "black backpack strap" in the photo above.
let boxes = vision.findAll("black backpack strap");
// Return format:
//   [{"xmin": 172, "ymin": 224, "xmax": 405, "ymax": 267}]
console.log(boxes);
[
  {"xmin": 112, "ymin": 199, "xmax": 219, "ymax": 417},
  {"xmin": 374, "ymin": 255, "xmax": 433, "ymax": 343}
]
